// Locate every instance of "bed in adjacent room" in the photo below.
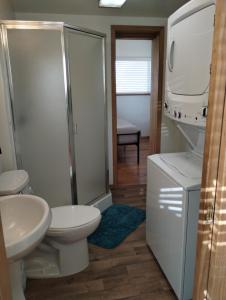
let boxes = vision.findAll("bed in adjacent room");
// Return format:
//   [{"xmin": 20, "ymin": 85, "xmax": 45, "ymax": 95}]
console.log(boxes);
[{"xmin": 117, "ymin": 118, "xmax": 141, "ymax": 164}]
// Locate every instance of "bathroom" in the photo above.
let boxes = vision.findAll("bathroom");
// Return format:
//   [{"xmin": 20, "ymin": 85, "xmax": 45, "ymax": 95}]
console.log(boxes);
[{"xmin": 0, "ymin": 0, "xmax": 225, "ymax": 299}]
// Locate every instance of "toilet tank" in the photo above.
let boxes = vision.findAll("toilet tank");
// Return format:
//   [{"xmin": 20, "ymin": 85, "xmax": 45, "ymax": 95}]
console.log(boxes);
[
  {"xmin": 164, "ymin": 0, "xmax": 216, "ymax": 127},
  {"xmin": 0, "ymin": 170, "xmax": 29, "ymax": 196}
]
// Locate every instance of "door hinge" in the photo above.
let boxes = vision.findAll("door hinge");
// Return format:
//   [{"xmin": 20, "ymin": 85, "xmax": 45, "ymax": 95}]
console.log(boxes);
[
  {"xmin": 213, "ymin": 14, "xmax": 216, "ymax": 27},
  {"xmin": 210, "ymin": 63, "xmax": 212, "ymax": 75}
]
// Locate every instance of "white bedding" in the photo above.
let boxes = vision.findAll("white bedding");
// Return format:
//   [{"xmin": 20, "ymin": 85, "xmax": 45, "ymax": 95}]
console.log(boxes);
[{"xmin": 117, "ymin": 118, "xmax": 138, "ymax": 134}]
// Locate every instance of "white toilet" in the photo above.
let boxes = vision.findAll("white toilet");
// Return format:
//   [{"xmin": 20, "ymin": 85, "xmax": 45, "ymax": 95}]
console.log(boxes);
[
  {"xmin": 43, "ymin": 205, "xmax": 101, "ymax": 277},
  {"xmin": 0, "ymin": 170, "xmax": 101, "ymax": 278}
]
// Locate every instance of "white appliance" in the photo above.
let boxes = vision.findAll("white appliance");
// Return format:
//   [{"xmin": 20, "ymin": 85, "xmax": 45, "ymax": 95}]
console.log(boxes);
[
  {"xmin": 164, "ymin": 0, "xmax": 215, "ymax": 127},
  {"xmin": 146, "ymin": 0, "xmax": 216, "ymax": 298},
  {"xmin": 146, "ymin": 152, "xmax": 202, "ymax": 300}
]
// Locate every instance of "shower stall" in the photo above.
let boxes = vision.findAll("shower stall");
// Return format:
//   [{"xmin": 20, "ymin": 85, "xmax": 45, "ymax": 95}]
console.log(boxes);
[{"xmin": 0, "ymin": 21, "xmax": 109, "ymax": 208}]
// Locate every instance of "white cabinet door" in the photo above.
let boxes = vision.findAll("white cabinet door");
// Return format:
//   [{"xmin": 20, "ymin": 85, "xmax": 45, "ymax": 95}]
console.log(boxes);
[
  {"xmin": 168, "ymin": 5, "xmax": 215, "ymax": 95},
  {"xmin": 146, "ymin": 160, "xmax": 187, "ymax": 299}
]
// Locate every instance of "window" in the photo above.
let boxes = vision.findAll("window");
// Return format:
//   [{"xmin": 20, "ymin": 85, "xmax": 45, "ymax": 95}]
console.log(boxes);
[{"xmin": 116, "ymin": 59, "xmax": 151, "ymax": 94}]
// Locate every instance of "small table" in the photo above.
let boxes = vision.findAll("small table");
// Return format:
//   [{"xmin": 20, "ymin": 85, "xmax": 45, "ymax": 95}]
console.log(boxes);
[{"xmin": 117, "ymin": 131, "xmax": 141, "ymax": 164}]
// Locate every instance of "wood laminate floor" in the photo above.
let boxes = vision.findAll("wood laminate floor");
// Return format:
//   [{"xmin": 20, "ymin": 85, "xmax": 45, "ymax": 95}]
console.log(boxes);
[
  {"xmin": 117, "ymin": 138, "xmax": 150, "ymax": 186},
  {"xmin": 25, "ymin": 185, "xmax": 176, "ymax": 300}
]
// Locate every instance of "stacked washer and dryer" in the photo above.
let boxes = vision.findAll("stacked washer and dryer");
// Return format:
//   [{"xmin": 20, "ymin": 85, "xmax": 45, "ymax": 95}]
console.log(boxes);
[{"xmin": 146, "ymin": 0, "xmax": 215, "ymax": 300}]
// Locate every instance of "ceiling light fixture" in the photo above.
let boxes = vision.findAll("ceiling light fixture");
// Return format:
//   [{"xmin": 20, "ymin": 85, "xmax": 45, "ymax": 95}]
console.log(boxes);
[{"xmin": 99, "ymin": 0, "xmax": 127, "ymax": 8}]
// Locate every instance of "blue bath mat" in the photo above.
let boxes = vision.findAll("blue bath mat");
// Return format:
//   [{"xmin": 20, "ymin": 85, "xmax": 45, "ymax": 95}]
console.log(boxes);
[{"xmin": 88, "ymin": 204, "xmax": 145, "ymax": 249}]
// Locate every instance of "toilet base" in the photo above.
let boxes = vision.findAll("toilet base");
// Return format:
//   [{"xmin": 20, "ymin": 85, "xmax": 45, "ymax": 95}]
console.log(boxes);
[
  {"xmin": 25, "ymin": 238, "xmax": 89, "ymax": 278},
  {"xmin": 53, "ymin": 238, "xmax": 89, "ymax": 276}
]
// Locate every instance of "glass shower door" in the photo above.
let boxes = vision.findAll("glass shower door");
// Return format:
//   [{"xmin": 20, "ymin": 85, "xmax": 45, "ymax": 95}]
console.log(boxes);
[
  {"xmin": 66, "ymin": 28, "xmax": 107, "ymax": 205},
  {"xmin": 5, "ymin": 26, "xmax": 73, "ymax": 207}
]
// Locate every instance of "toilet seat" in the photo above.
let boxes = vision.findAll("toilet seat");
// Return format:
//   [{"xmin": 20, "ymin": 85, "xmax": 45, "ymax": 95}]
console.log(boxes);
[
  {"xmin": 48, "ymin": 205, "xmax": 101, "ymax": 232},
  {"xmin": 46, "ymin": 205, "xmax": 101, "ymax": 245}
]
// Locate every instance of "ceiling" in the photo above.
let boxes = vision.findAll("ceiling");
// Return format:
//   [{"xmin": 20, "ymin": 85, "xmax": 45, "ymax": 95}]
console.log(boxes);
[{"xmin": 12, "ymin": 0, "xmax": 189, "ymax": 17}]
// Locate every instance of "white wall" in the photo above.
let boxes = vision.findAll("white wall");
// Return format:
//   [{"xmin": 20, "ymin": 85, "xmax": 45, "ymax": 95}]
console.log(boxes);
[
  {"xmin": 116, "ymin": 39, "xmax": 152, "ymax": 58},
  {"xmin": 11, "ymin": 12, "xmax": 187, "ymax": 183},
  {"xmin": 117, "ymin": 95, "xmax": 150, "ymax": 136},
  {"xmin": 0, "ymin": 0, "xmax": 16, "ymax": 172}
]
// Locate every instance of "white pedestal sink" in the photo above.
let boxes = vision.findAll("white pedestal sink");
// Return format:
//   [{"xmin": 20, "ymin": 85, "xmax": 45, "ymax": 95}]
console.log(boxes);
[{"xmin": 0, "ymin": 194, "xmax": 51, "ymax": 300}]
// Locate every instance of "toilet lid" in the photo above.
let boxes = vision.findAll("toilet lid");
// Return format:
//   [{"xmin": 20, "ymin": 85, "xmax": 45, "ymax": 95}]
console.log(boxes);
[
  {"xmin": 49, "ymin": 205, "xmax": 101, "ymax": 230},
  {"xmin": 0, "ymin": 170, "xmax": 29, "ymax": 195}
]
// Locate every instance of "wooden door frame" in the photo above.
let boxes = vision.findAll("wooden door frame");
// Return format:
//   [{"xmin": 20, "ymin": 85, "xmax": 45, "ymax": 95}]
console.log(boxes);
[
  {"xmin": 193, "ymin": 0, "xmax": 226, "ymax": 298},
  {"xmin": 111, "ymin": 25, "xmax": 164, "ymax": 186},
  {"xmin": 0, "ymin": 214, "xmax": 11, "ymax": 299}
]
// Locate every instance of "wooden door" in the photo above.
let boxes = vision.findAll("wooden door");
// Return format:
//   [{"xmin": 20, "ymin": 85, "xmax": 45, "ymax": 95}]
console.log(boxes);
[
  {"xmin": 0, "ymin": 214, "xmax": 11, "ymax": 299},
  {"xmin": 193, "ymin": 0, "xmax": 226, "ymax": 298}
]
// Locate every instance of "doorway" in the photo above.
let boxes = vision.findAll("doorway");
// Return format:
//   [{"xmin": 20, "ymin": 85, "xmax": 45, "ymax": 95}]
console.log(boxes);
[
  {"xmin": 116, "ymin": 39, "xmax": 151, "ymax": 185},
  {"xmin": 111, "ymin": 25, "xmax": 164, "ymax": 186}
]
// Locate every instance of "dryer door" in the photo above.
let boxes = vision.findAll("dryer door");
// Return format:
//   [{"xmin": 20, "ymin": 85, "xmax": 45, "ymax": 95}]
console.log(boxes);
[{"xmin": 168, "ymin": 5, "xmax": 215, "ymax": 95}]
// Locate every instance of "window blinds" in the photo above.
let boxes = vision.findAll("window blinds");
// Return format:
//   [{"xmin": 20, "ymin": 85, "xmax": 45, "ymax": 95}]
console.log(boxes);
[{"xmin": 116, "ymin": 59, "xmax": 151, "ymax": 94}]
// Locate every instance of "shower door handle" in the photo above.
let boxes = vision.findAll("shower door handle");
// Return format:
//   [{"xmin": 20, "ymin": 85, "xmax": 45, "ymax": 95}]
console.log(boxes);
[{"xmin": 74, "ymin": 123, "xmax": 78, "ymax": 135}]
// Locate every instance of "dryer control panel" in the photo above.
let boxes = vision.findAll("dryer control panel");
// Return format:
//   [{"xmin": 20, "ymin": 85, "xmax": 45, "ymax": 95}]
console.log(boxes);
[{"xmin": 164, "ymin": 91, "xmax": 209, "ymax": 127}]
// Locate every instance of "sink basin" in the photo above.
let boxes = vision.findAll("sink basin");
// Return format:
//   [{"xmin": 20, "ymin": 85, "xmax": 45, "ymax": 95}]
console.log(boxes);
[
  {"xmin": 0, "ymin": 194, "xmax": 51, "ymax": 261},
  {"xmin": 0, "ymin": 194, "xmax": 51, "ymax": 300}
]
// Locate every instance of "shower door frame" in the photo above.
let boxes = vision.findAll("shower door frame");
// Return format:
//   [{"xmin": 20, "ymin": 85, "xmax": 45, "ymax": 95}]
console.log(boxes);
[
  {"xmin": 0, "ymin": 21, "xmax": 109, "ymax": 205},
  {"xmin": 63, "ymin": 24, "xmax": 109, "ymax": 203}
]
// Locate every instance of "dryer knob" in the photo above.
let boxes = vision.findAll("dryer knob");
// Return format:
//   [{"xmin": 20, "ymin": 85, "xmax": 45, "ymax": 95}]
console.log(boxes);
[{"xmin": 202, "ymin": 107, "xmax": 208, "ymax": 118}]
